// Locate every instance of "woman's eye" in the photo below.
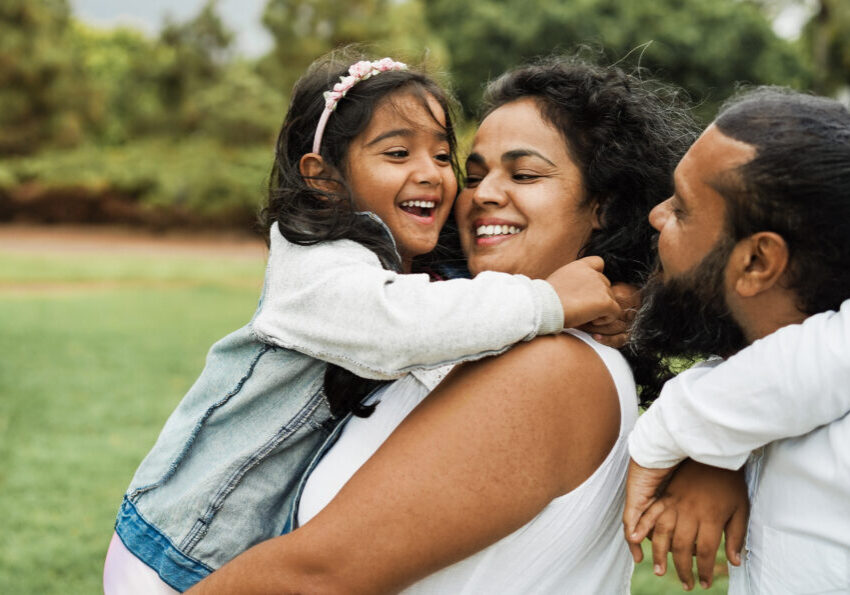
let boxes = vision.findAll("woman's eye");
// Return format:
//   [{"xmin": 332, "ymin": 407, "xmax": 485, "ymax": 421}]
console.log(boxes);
[
  {"xmin": 512, "ymin": 173, "xmax": 540, "ymax": 181},
  {"xmin": 464, "ymin": 176, "xmax": 481, "ymax": 187},
  {"xmin": 384, "ymin": 149, "xmax": 409, "ymax": 158}
]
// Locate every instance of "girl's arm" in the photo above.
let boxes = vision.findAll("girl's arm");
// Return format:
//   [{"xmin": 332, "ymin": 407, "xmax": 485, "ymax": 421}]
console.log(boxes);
[
  {"xmin": 188, "ymin": 334, "xmax": 621, "ymax": 594},
  {"xmin": 252, "ymin": 226, "xmax": 618, "ymax": 380},
  {"xmin": 629, "ymin": 299, "xmax": 850, "ymax": 471}
]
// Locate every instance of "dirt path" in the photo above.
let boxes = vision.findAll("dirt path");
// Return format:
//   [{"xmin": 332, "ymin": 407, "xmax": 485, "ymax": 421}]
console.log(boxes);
[{"xmin": 0, "ymin": 224, "xmax": 267, "ymax": 261}]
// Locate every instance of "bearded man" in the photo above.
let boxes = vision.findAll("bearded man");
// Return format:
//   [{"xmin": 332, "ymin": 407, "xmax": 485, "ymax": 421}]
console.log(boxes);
[{"xmin": 623, "ymin": 88, "xmax": 850, "ymax": 594}]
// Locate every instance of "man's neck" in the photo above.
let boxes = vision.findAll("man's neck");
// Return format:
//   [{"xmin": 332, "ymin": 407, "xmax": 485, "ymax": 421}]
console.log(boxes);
[{"xmin": 738, "ymin": 291, "xmax": 808, "ymax": 344}]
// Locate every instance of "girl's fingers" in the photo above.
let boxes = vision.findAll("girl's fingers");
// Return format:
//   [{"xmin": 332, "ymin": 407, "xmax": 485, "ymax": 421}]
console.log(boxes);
[
  {"xmin": 651, "ymin": 507, "xmax": 677, "ymax": 576},
  {"xmin": 670, "ymin": 515, "xmax": 698, "ymax": 590},
  {"xmin": 695, "ymin": 522, "xmax": 723, "ymax": 589},
  {"xmin": 631, "ymin": 498, "xmax": 668, "ymax": 543},
  {"xmin": 628, "ymin": 539, "xmax": 644, "ymax": 564},
  {"xmin": 725, "ymin": 505, "xmax": 749, "ymax": 566}
]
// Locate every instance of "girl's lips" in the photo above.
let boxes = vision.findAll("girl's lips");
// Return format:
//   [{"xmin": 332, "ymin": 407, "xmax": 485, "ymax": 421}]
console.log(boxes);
[{"xmin": 399, "ymin": 208, "xmax": 437, "ymax": 225}]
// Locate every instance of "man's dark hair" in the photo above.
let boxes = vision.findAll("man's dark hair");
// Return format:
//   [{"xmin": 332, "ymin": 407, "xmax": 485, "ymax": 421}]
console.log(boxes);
[{"xmin": 714, "ymin": 87, "xmax": 850, "ymax": 314}]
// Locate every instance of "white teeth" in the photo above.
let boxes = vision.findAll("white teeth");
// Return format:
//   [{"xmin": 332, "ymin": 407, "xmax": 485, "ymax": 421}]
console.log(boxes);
[
  {"xmin": 401, "ymin": 200, "xmax": 436, "ymax": 208},
  {"xmin": 475, "ymin": 225, "xmax": 521, "ymax": 237}
]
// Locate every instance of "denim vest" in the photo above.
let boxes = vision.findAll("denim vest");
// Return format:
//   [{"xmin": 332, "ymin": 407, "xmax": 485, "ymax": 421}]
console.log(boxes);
[{"xmin": 114, "ymin": 291, "xmax": 363, "ymax": 590}]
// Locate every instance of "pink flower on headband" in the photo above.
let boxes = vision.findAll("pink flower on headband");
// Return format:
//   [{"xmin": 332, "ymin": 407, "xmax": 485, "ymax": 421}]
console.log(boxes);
[{"xmin": 313, "ymin": 58, "xmax": 409, "ymax": 153}]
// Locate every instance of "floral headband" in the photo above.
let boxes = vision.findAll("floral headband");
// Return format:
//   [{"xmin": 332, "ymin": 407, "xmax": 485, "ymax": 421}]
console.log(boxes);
[{"xmin": 311, "ymin": 58, "xmax": 409, "ymax": 154}]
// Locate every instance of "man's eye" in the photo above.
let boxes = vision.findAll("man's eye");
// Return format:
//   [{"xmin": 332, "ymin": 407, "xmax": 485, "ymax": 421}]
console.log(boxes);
[
  {"xmin": 513, "ymin": 174, "xmax": 540, "ymax": 181},
  {"xmin": 464, "ymin": 176, "xmax": 481, "ymax": 187}
]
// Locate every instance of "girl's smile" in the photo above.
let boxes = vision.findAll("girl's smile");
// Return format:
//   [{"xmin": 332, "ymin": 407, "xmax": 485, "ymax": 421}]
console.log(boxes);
[{"xmin": 346, "ymin": 92, "xmax": 457, "ymax": 272}]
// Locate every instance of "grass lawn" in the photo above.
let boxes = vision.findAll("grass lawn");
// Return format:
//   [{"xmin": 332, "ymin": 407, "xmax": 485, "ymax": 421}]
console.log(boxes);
[{"xmin": 0, "ymin": 238, "xmax": 727, "ymax": 593}]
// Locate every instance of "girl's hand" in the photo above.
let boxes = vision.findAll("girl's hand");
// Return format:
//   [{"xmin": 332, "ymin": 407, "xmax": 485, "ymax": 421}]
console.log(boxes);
[
  {"xmin": 546, "ymin": 256, "xmax": 622, "ymax": 331},
  {"xmin": 582, "ymin": 283, "xmax": 640, "ymax": 348},
  {"xmin": 624, "ymin": 459, "xmax": 748, "ymax": 591}
]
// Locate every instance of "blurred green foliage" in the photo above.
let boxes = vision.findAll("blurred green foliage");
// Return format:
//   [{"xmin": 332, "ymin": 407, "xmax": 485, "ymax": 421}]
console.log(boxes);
[{"xmin": 0, "ymin": 0, "xmax": 846, "ymax": 228}]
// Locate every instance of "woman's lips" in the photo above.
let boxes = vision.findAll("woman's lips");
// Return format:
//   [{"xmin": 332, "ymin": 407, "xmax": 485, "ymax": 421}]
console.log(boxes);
[{"xmin": 472, "ymin": 220, "xmax": 523, "ymax": 246}]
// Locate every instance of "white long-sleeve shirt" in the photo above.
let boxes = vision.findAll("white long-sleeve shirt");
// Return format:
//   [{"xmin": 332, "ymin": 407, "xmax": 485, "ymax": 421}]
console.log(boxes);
[{"xmin": 629, "ymin": 300, "xmax": 850, "ymax": 594}]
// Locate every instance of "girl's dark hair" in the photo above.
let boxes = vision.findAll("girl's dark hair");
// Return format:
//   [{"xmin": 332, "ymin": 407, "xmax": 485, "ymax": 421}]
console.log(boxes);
[
  {"xmin": 481, "ymin": 56, "xmax": 699, "ymax": 404},
  {"xmin": 262, "ymin": 49, "xmax": 460, "ymax": 418}
]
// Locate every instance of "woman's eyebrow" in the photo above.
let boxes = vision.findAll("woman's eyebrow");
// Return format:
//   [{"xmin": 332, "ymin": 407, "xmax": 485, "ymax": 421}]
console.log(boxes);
[
  {"xmin": 466, "ymin": 152, "xmax": 485, "ymax": 167},
  {"xmin": 502, "ymin": 149, "xmax": 555, "ymax": 166}
]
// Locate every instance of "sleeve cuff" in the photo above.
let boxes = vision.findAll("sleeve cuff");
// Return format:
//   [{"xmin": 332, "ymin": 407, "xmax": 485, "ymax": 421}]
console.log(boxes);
[{"xmin": 531, "ymin": 279, "xmax": 565, "ymax": 336}]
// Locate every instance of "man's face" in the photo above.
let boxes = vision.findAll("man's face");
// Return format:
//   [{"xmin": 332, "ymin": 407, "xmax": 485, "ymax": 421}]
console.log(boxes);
[{"xmin": 632, "ymin": 125, "xmax": 755, "ymax": 358}]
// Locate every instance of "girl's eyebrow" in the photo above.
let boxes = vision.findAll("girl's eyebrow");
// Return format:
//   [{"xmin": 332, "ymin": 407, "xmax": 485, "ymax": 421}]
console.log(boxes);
[
  {"xmin": 502, "ymin": 149, "xmax": 555, "ymax": 166},
  {"xmin": 366, "ymin": 128, "xmax": 413, "ymax": 146},
  {"xmin": 366, "ymin": 128, "xmax": 449, "ymax": 147}
]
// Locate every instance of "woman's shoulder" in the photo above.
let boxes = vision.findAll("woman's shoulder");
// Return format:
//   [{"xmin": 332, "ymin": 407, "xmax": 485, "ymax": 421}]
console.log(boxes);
[{"xmin": 456, "ymin": 333, "xmax": 624, "ymax": 494}]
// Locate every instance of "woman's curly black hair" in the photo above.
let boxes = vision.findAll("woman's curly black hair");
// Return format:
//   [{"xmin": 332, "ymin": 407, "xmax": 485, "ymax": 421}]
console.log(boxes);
[
  {"xmin": 261, "ymin": 48, "xmax": 462, "ymax": 418},
  {"xmin": 480, "ymin": 56, "xmax": 699, "ymax": 404}
]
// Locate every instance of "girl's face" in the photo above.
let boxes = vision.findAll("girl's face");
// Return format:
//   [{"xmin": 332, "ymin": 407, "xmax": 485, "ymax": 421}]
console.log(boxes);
[
  {"xmin": 345, "ymin": 92, "xmax": 457, "ymax": 272},
  {"xmin": 456, "ymin": 98, "xmax": 598, "ymax": 279}
]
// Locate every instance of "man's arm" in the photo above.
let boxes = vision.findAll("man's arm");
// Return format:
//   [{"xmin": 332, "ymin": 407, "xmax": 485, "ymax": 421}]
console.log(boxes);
[{"xmin": 189, "ymin": 335, "xmax": 621, "ymax": 594}]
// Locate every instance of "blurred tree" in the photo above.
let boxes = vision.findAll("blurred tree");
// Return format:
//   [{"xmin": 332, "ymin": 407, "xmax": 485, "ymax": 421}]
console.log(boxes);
[
  {"xmin": 158, "ymin": 0, "xmax": 234, "ymax": 132},
  {"xmin": 194, "ymin": 62, "xmax": 285, "ymax": 145},
  {"xmin": 260, "ymin": 0, "xmax": 391, "ymax": 93},
  {"xmin": 0, "ymin": 0, "xmax": 93, "ymax": 154},
  {"xmin": 425, "ymin": 0, "xmax": 812, "ymax": 121},
  {"xmin": 800, "ymin": 0, "xmax": 850, "ymax": 95},
  {"xmin": 71, "ymin": 24, "xmax": 170, "ymax": 144}
]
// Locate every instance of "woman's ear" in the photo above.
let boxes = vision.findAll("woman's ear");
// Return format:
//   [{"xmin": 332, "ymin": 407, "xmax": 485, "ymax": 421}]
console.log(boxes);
[
  {"xmin": 299, "ymin": 153, "xmax": 340, "ymax": 194},
  {"xmin": 590, "ymin": 201, "xmax": 603, "ymax": 231},
  {"xmin": 730, "ymin": 231, "xmax": 789, "ymax": 298}
]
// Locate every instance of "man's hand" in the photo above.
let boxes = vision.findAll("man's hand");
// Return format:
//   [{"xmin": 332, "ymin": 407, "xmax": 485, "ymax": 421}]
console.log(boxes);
[
  {"xmin": 624, "ymin": 459, "xmax": 748, "ymax": 590},
  {"xmin": 546, "ymin": 256, "xmax": 622, "ymax": 331}
]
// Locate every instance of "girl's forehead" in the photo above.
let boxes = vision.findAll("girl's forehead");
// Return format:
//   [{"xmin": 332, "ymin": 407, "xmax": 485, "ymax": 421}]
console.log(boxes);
[{"xmin": 369, "ymin": 90, "xmax": 447, "ymax": 130}]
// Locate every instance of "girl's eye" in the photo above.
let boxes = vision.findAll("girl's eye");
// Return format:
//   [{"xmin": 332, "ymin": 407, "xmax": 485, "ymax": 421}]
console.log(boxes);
[
  {"xmin": 435, "ymin": 153, "xmax": 451, "ymax": 163},
  {"xmin": 384, "ymin": 149, "xmax": 409, "ymax": 158}
]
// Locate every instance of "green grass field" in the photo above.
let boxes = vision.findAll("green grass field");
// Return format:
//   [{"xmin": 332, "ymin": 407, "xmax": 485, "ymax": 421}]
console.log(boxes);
[{"xmin": 0, "ymin": 238, "xmax": 726, "ymax": 593}]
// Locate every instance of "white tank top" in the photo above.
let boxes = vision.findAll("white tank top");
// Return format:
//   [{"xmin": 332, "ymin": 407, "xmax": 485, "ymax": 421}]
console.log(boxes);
[{"xmin": 298, "ymin": 329, "xmax": 639, "ymax": 594}]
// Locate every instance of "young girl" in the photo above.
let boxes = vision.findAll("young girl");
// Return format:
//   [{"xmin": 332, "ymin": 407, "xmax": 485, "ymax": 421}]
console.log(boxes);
[{"xmin": 105, "ymin": 51, "xmax": 621, "ymax": 593}]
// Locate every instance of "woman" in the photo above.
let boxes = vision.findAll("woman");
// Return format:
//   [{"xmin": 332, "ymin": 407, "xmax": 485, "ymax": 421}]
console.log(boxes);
[{"xmin": 190, "ymin": 57, "xmax": 695, "ymax": 594}]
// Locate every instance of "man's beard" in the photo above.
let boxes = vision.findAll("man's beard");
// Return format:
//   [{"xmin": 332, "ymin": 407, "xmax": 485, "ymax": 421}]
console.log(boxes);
[{"xmin": 631, "ymin": 237, "xmax": 748, "ymax": 360}]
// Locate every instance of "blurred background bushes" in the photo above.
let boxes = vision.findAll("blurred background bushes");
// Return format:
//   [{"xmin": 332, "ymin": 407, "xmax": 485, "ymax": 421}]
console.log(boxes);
[{"xmin": 0, "ymin": 0, "xmax": 846, "ymax": 232}]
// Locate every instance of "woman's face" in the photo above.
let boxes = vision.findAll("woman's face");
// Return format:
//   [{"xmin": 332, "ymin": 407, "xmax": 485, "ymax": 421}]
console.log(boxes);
[{"xmin": 456, "ymin": 98, "xmax": 598, "ymax": 279}]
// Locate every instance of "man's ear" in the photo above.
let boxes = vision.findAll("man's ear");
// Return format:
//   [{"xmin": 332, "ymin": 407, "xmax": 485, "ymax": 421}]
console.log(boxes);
[
  {"xmin": 729, "ymin": 231, "xmax": 789, "ymax": 298},
  {"xmin": 299, "ymin": 153, "xmax": 340, "ymax": 195}
]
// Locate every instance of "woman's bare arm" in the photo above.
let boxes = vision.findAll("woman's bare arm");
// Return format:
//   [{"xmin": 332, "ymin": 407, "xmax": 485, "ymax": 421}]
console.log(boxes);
[{"xmin": 189, "ymin": 334, "xmax": 621, "ymax": 595}]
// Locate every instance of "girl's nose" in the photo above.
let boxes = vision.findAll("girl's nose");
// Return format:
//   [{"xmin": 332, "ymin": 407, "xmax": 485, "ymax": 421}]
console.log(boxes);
[{"xmin": 413, "ymin": 155, "xmax": 442, "ymax": 186}]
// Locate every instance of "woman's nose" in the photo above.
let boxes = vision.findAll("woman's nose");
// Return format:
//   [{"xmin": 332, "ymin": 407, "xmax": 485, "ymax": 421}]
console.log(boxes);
[{"xmin": 472, "ymin": 176, "xmax": 507, "ymax": 208}]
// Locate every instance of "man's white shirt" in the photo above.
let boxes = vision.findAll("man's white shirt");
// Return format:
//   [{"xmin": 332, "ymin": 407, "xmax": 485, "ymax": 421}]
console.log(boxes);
[{"xmin": 629, "ymin": 300, "xmax": 850, "ymax": 594}]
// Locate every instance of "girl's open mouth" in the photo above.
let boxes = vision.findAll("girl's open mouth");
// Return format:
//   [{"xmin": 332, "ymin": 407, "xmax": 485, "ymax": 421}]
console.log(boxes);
[{"xmin": 400, "ymin": 200, "xmax": 436, "ymax": 219}]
